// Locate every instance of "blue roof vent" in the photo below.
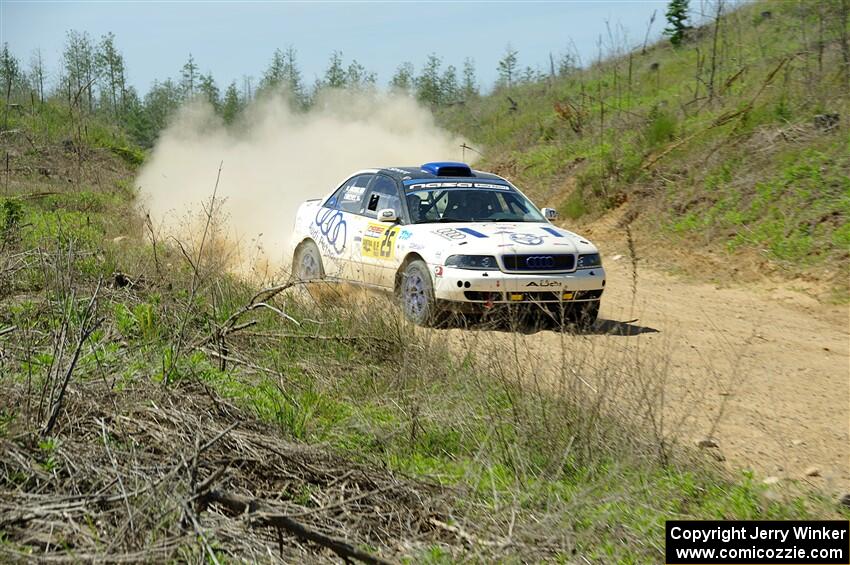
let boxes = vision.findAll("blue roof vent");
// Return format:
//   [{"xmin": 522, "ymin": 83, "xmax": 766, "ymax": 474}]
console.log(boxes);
[{"xmin": 421, "ymin": 161, "xmax": 473, "ymax": 177}]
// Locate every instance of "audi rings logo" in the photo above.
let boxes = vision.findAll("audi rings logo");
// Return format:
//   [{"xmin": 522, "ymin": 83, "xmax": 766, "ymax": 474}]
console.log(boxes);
[
  {"xmin": 510, "ymin": 233, "xmax": 544, "ymax": 245},
  {"xmin": 315, "ymin": 208, "xmax": 347, "ymax": 254},
  {"xmin": 525, "ymin": 255, "xmax": 555, "ymax": 269}
]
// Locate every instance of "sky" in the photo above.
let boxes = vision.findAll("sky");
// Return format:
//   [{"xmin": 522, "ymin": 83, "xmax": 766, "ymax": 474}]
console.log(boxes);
[{"xmin": 2, "ymin": 1, "xmax": 670, "ymax": 95}]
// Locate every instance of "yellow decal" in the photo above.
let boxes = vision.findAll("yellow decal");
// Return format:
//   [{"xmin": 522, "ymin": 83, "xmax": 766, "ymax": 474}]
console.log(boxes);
[{"xmin": 362, "ymin": 222, "xmax": 399, "ymax": 260}]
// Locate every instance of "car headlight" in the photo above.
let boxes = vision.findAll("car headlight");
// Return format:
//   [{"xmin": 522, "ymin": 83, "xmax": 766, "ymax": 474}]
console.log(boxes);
[
  {"xmin": 445, "ymin": 255, "xmax": 499, "ymax": 270},
  {"xmin": 576, "ymin": 253, "xmax": 601, "ymax": 269}
]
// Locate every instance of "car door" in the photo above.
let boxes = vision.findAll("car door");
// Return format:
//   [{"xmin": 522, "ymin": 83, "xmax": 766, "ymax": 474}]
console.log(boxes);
[
  {"xmin": 356, "ymin": 174, "xmax": 405, "ymax": 288},
  {"xmin": 313, "ymin": 174, "xmax": 373, "ymax": 280}
]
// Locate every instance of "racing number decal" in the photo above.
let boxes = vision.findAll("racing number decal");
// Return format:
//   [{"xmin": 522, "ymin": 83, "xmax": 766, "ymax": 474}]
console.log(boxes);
[{"xmin": 362, "ymin": 222, "xmax": 399, "ymax": 260}]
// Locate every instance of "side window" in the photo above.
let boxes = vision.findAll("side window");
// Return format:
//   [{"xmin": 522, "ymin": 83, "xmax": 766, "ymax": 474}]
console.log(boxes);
[
  {"xmin": 363, "ymin": 175, "xmax": 402, "ymax": 219},
  {"xmin": 325, "ymin": 174, "xmax": 373, "ymax": 214}
]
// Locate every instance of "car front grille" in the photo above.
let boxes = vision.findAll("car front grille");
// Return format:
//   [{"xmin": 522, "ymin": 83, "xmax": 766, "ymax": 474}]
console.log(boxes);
[{"xmin": 502, "ymin": 254, "xmax": 575, "ymax": 272}]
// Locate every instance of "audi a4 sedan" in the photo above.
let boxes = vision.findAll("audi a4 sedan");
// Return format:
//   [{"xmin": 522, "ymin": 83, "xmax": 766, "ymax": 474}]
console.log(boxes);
[{"xmin": 290, "ymin": 162, "xmax": 605, "ymax": 327}]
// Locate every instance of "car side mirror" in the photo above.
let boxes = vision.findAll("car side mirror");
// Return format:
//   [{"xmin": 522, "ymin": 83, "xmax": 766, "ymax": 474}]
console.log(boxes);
[
  {"xmin": 378, "ymin": 208, "xmax": 398, "ymax": 222},
  {"xmin": 542, "ymin": 207, "xmax": 558, "ymax": 220}
]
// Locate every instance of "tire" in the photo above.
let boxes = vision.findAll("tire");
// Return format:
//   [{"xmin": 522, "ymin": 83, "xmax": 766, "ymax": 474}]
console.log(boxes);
[
  {"xmin": 293, "ymin": 240, "xmax": 324, "ymax": 281},
  {"xmin": 399, "ymin": 260, "xmax": 438, "ymax": 326}
]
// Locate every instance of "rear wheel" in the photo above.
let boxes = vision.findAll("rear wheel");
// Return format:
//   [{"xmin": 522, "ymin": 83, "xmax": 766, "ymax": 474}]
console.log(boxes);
[
  {"xmin": 399, "ymin": 260, "xmax": 438, "ymax": 326},
  {"xmin": 294, "ymin": 240, "xmax": 324, "ymax": 281}
]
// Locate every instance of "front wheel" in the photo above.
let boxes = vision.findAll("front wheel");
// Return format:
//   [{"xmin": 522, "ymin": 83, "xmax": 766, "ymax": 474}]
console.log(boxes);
[
  {"xmin": 293, "ymin": 240, "xmax": 324, "ymax": 281},
  {"xmin": 544, "ymin": 300, "xmax": 600, "ymax": 332},
  {"xmin": 399, "ymin": 260, "xmax": 439, "ymax": 326},
  {"xmin": 569, "ymin": 300, "xmax": 600, "ymax": 330}
]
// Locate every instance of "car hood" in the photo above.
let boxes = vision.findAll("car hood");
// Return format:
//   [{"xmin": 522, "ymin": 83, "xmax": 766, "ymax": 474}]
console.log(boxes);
[{"xmin": 398, "ymin": 222, "xmax": 599, "ymax": 261}]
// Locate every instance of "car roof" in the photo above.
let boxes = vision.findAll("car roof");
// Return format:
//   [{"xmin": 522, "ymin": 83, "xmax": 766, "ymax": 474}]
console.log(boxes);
[{"xmin": 374, "ymin": 163, "xmax": 507, "ymax": 183}]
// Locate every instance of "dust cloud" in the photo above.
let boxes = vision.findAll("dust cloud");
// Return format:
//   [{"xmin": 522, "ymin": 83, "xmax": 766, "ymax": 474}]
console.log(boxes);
[{"xmin": 135, "ymin": 90, "xmax": 468, "ymax": 277}]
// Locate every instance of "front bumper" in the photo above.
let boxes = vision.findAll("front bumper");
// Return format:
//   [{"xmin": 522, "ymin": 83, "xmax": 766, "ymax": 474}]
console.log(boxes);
[{"xmin": 433, "ymin": 266, "xmax": 606, "ymax": 305}]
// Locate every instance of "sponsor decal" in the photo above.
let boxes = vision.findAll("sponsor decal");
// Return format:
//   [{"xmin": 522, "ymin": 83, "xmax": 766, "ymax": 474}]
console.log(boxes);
[
  {"xmin": 313, "ymin": 207, "xmax": 347, "ymax": 254},
  {"xmin": 433, "ymin": 227, "xmax": 467, "ymax": 241},
  {"xmin": 434, "ymin": 265, "xmax": 444, "ymax": 277},
  {"xmin": 408, "ymin": 242, "xmax": 425, "ymax": 251},
  {"xmin": 361, "ymin": 222, "xmax": 399, "ymax": 260},
  {"xmin": 398, "ymin": 229, "xmax": 413, "ymax": 240},
  {"xmin": 364, "ymin": 223, "xmax": 386, "ymax": 237},
  {"xmin": 342, "ymin": 184, "xmax": 366, "ymax": 202},
  {"xmin": 510, "ymin": 233, "xmax": 544, "ymax": 246},
  {"xmin": 406, "ymin": 182, "xmax": 512, "ymax": 191},
  {"xmin": 457, "ymin": 227, "xmax": 488, "ymax": 238},
  {"xmin": 526, "ymin": 280, "xmax": 562, "ymax": 287},
  {"xmin": 541, "ymin": 226, "xmax": 564, "ymax": 238}
]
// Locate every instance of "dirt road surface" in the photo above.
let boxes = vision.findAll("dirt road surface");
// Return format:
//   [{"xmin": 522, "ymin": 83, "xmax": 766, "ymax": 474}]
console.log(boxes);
[{"xmin": 444, "ymin": 253, "xmax": 850, "ymax": 493}]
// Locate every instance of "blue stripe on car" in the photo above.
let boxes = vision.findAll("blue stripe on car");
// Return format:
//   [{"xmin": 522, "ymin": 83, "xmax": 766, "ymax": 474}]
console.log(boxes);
[
  {"xmin": 541, "ymin": 227, "xmax": 564, "ymax": 237},
  {"xmin": 457, "ymin": 227, "xmax": 487, "ymax": 238}
]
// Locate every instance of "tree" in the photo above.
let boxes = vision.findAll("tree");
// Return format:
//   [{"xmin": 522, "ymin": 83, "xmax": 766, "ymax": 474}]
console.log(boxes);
[
  {"xmin": 197, "ymin": 73, "xmax": 220, "ymax": 110},
  {"xmin": 260, "ymin": 46, "xmax": 305, "ymax": 105},
  {"xmin": 441, "ymin": 64, "xmax": 459, "ymax": 103},
  {"xmin": 96, "ymin": 33, "xmax": 126, "ymax": 117},
  {"xmin": 281, "ymin": 46, "xmax": 305, "ymax": 105},
  {"xmin": 63, "ymin": 30, "xmax": 98, "ymax": 112},
  {"xmin": 497, "ymin": 44, "xmax": 519, "ymax": 89},
  {"xmin": 416, "ymin": 53, "xmax": 443, "ymax": 105},
  {"xmin": 29, "ymin": 48, "xmax": 46, "ymax": 104},
  {"xmin": 260, "ymin": 48, "xmax": 286, "ymax": 90},
  {"xmin": 346, "ymin": 59, "xmax": 376, "ymax": 90},
  {"xmin": 180, "ymin": 53, "xmax": 199, "ymax": 98},
  {"xmin": 324, "ymin": 51, "xmax": 346, "ymax": 88},
  {"xmin": 241, "ymin": 75, "xmax": 254, "ymax": 102},
  {"xmin": 461, "ymin": 58, "xmax": 478, "ymax": 98},
  {"xmin": 664, "ymin": 0, "xmax": 690, "ymax": 47},
  {"xmin": 390, "ymin": 62, "xmax": 415, "ymax": 94},
  {"xmin": 122, "ymin": 85, "xmax": 157, "ymax": 147},
  {"xmin": 221, "ymin": 81, "xmax": 241, "ymax": 124},
  {"xmin": 557, "ymin": 52, "xmax": 578, "ymax": 77},
  {"xmin": 144, "ymin": 78, "xmax": 182, "ymax": 136},
  {"xmin": 520, "ymin": 66, "xmax": 538, "ymax": 84},
  {"xmin": 1, "ymin": 44, "xmax": 21, "ymax": 129}
]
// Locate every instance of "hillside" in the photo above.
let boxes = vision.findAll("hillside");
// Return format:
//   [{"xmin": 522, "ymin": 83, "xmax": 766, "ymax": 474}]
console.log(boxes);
[{"xmin": 439, "ymin": 0, "xmax": 850, "ymax": 300}]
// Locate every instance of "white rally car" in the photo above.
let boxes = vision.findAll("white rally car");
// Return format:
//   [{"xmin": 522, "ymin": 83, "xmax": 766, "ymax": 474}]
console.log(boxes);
[{"xmin": 290, "ymin": 162, "xmax": 605, "ymax": 327}]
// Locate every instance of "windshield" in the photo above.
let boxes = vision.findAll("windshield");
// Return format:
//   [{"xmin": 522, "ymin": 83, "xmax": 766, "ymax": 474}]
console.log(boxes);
[{"xmin": 405, "ymin": 186, "xmax": 545, "ymax": 224}]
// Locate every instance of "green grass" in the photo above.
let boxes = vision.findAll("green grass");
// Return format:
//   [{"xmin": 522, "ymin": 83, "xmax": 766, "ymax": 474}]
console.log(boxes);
[{"xmin": 669, "ymin": 141, "xmax": 850, "ymax": 265}]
